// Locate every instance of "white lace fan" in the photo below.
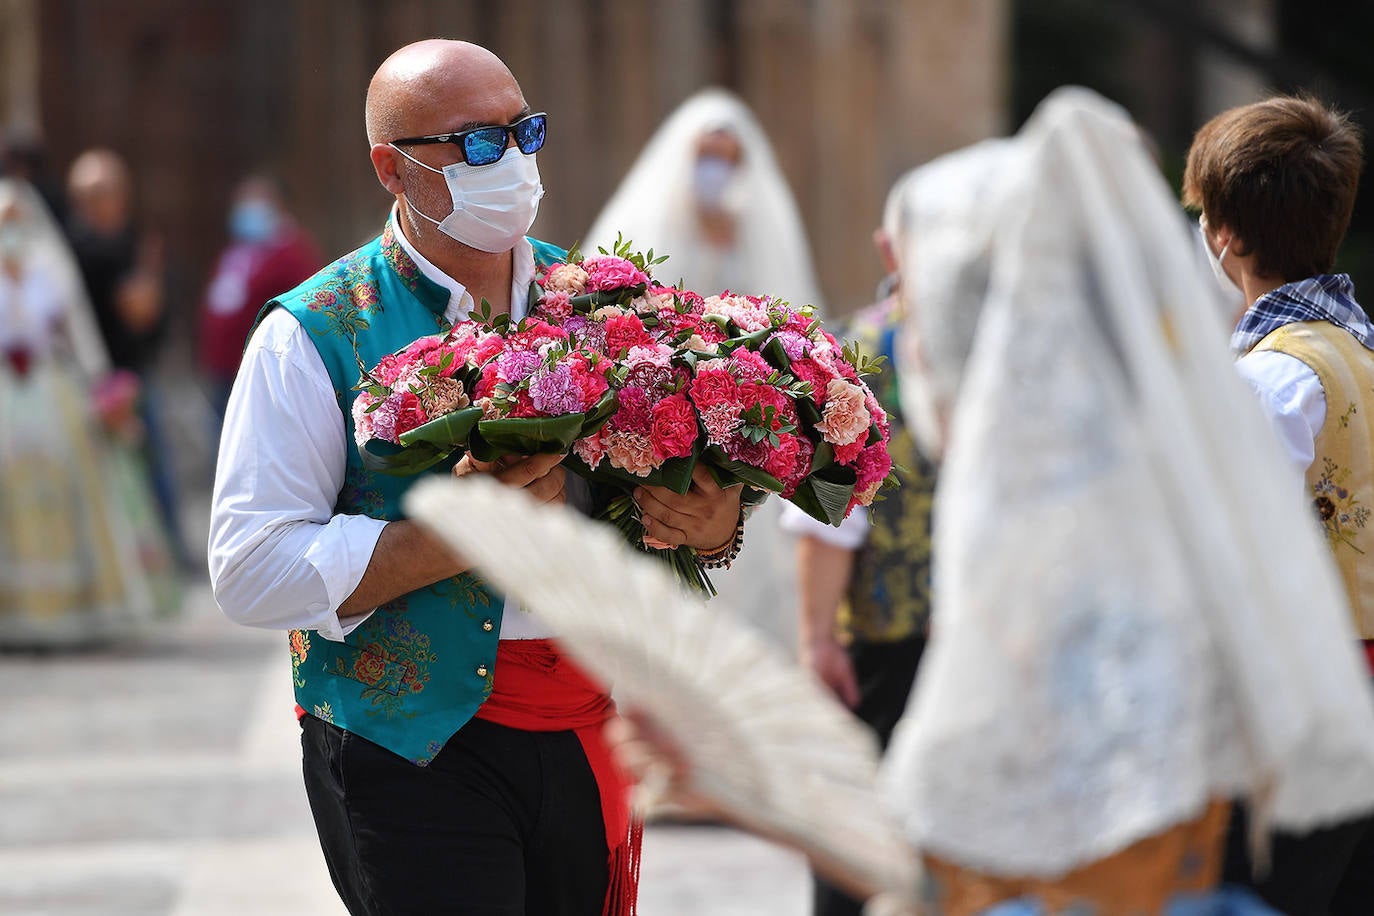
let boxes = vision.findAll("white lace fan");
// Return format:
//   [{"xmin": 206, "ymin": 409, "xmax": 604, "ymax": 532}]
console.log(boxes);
[{"xmin": 405, "ymin": 476, "xmax": 921, "ymax": 904}]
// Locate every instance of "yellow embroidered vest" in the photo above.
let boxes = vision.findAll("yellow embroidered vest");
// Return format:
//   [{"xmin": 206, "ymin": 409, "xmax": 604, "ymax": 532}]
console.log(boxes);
[{"xmin": 1254, "ymin": 321, "xmax": 1374, "ymax": 638}]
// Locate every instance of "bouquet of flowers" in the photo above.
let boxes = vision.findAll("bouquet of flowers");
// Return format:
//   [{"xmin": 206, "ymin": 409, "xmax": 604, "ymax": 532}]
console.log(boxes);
[
  {"xmin": 351, "ymin": 236, "xmax": 896, "ymax": 593},
  {"xmin": 353, "ymin": 314, "xmax": 616, "ymax": 475}
]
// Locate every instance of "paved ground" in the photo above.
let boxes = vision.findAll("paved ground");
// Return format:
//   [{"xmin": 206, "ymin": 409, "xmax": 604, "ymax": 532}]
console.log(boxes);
[{"xmin": 0, "ymin": 576, "xmax": 809, "ymax": 915}]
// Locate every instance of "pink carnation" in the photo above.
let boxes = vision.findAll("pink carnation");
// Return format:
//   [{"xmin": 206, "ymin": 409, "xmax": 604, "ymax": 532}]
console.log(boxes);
[
  {"xmin": 473, "ymin": 332, "xmax": 507, "ymax": 366},
  {"xmin": 650, "ymin": 394, "xmax": 699, "ymax": 462},
  {"xmin": 781, "ymin": 438, "xmax": 815, "ymax": 499},
  {"xmin": 816, "ymin": 378, "xmax": 872, "ymax": 447},
  {"xmin": 567, "ymin": 352, "xmax": 610, "ymax": 407},
  {"xmin": 609, "ymin": 385, "xmax": 653, "ymax": 435},
  {"xmin": 573, "ymin": 429, "xmax": 609, "ymax": 470},
  {"xmin": 852, "ymin": 443, "xmax": 893, "ymax": 506},
  {"xmin": 729, "ymin": 349, "xmax": 773, "ymax": 383},
  {"xmin": 762, "ymin": 433, "xmax": 802, "ymax": 481},
  {"xmin": 789, "ymin": 358, "xmax": 835, "ymax": 404},
  {"xmin": 833, "ymin": 439, "xmax": 865, "ymax": 466},
  {"xmin": 539, "ymin": 290, "xmax": 574, "ymax": 323},
  {"xmin": 606, "ymin": 430, "xmax": 657, "ymax": 477},
  {"xmin": 583, "ymin": 255, "xmax": 650, "ymax": 292},
  {"xmin": 701, "ymin": 403, "xmax": 742, "ymax": 446}
]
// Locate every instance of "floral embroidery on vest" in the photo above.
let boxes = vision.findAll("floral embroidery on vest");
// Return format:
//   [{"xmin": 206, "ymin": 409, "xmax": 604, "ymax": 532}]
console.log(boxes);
[
  {"xmin": 380, "ymin": 220, "xmax": 421, "ymax": 293},
  {"xmin": 333, "ymin": 601, "xmax": 439, "ymax": 719},
  {"xmin": 1313, "ymin": 456, "xmax": 1371, "ymax": 553},
  {"xmin": 312, "ymin": 702, "xmax": 334, "ymax": 724},
  {"xmin": 289, "ymin": 629, "xmax": 311, "ymax": 688},
  {"xmin": 336, "ymin": 465, "xmax": 385, "ymax": 518},
  {"xmin": 304, "ymin": 252, "xmax": 381, "ymax": 341}
]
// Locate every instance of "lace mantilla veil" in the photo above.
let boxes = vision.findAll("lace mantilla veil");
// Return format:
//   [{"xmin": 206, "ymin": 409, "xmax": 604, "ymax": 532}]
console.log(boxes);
[{"xmin": 882, "ymin": 87, "xmax": 1374, "ymax": 877}]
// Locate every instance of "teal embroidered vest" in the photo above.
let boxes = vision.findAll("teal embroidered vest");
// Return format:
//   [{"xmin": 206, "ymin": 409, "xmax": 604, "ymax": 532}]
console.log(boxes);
[{"xmin": 266, "ymin": 221, "xmax": 567, "ymax": 765}]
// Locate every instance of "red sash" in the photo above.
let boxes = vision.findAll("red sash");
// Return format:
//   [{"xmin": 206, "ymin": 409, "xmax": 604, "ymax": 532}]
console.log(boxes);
[{"xmin": 475, "ymin": 639, "xmax": 641, "ymax": 916}]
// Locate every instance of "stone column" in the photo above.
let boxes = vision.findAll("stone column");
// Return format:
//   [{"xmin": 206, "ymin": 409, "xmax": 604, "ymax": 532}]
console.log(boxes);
[{"xmin": 0, "ymin": 0, "xmax": 42, "ymax": 139}]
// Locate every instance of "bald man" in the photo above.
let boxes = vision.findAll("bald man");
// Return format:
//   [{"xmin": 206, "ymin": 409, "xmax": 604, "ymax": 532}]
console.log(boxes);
[{"xmin": 209, "ymin": 40, "xmax": 742, "ymax": 915}]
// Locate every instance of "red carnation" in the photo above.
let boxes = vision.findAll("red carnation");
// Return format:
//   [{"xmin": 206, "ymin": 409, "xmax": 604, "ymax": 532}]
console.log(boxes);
[
  {"xmin": 688, "ymin": 367, "xmax": 740, "ymax": 411},
  {"xmin": 605, "ymin": 314, "xmax": 654, "ymax": 357},
  {"xmin": 650, "ymin": 394, "xmax": 700, "ymax": 462},
  {"xmin": 393, "ymin": 391, "xmax": 428, "ymax": 436}
]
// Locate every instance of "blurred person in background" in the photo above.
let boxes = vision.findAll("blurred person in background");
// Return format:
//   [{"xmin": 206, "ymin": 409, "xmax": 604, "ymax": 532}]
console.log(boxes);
[
  {"xmin": 586, "ymin": 88, "xmax": 826, "ymax": 639},
  {"xmin": 198, "ymin": 173, "xmax": 322, "ymax": 426},
  {"xmin": 65, "ymin": 147, "xmax": 190, "ymax": 571},
  {"xmin": 1187, "ymin": 94, "xmax": 1374, "ymax": 916},
  {"xmin": 0, "ymin": 130, "xmax": 66, "ymax": 224},
  {"xmin": 779, "ymin": 175, "xmax": 937, "ymax": 916},
  {"xmin": 0, "ymin": 178, "xmax": 178, "ymax": 647}
]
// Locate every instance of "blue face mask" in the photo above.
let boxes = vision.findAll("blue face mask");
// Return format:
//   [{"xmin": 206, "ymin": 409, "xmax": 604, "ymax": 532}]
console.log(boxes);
[{"xmin": 229, "ymin": 200, "xmax": 280, "ymax": 243}]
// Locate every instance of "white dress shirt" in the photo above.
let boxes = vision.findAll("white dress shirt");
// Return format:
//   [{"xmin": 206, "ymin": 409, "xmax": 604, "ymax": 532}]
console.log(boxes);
[
  {"xmin": 1235, "ymin": 348, "xmax": 1327, "ymax": 480},
  {"xmin": 777, "ymin": 502, "xmax": 870, "ymax": 550},
  {"xmin": 210, "ymin": 208, "xmax": 560, "ymax": 640}
]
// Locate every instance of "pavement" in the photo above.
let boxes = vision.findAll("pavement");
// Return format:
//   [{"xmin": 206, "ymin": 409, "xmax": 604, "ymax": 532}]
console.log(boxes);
[{"xmin": 0, "ymin": 575, "xmax": 810, "ymax": 916}]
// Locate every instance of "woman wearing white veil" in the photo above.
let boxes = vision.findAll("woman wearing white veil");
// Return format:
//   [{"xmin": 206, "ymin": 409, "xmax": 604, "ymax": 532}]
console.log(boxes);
[
  {"xmin": 878, "ymin": 86, "xmax": 1374, "ymax": 912},
  {"xmin": 0, "ymin": 178, "xmax": 177, "ymax": 646},
  {"xmin": 586, "ymin": 89, "xmax": 826, "ymax": 642}
]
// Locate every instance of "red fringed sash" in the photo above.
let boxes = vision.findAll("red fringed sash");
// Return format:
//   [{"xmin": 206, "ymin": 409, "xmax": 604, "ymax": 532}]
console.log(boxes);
[{"xmin": 475, "ymin": 638, "xmax": 641, "ymax": 916}]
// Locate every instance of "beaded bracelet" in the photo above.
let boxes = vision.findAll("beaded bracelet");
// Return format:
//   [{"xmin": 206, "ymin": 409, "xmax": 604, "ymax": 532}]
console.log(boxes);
[{"xmin": 696, "ymin": 511, "xmax": 746, "ymax": 570}]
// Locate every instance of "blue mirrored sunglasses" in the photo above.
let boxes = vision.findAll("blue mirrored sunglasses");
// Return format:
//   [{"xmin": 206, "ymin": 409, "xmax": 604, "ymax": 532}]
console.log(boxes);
[{"xmin": 392, "ymin": 112, "xmax": 547, "ymax": 167}]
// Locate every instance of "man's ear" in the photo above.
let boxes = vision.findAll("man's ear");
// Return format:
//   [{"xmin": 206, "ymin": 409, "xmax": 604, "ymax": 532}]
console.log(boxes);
[
  {"xmin": 873, "ymin": 228, "xmax": 898, "ymax": 276},
  {"xmin": 370, "ymin": 144, "xmax": 405, "ymax": 195}
]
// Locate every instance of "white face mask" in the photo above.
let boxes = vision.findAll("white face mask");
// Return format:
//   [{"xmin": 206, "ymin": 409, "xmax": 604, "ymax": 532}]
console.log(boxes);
[
  {"xmin": 692, "ymin": 155, "xmax": 736, "ymax": 208},
  {"xmin": 1198, "ymin": 215, "xmax": 1246, "ymax": 313},
  {"xmin": 392, "ymin": 144, "xmax": 545, "ymax": 253}
]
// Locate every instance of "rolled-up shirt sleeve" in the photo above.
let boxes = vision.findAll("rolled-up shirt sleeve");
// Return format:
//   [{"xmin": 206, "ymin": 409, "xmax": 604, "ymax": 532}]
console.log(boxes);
[{"xmin": 208, "ymin": 308, "xmax": 387, "ymax": 641}]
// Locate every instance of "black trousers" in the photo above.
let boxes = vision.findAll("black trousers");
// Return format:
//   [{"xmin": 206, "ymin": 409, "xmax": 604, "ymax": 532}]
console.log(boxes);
[
  {"xmin": 1222, "ymin": 800, "xmax": 1374, "ymax": 916},
  {"xmin": 812, "ymin": 634, "xmax": 926, "ymax": 916},
  {"xmin": 301, "ymin": 714, "xmax": 609, "ymax": 916}
]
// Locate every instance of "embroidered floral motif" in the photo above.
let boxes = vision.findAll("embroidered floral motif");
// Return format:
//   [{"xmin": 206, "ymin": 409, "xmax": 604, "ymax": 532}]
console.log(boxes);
[
  {"xmin": 334, "ymin": 602, "xmax": 438, "ymax": 719},
  {"xmin": 431, "ymin": 572, "xmax": 497, "ymax": 621},
  {"xmin": 312, "ymin": 702, "xmax": 334, "ymax": 724},
  {"xmin": 380, "ymin": 220, "xmax": 422, "ymax": 293},
  {"xmin": 289, "ymin": 629, "xmax": 311, "ymax": 688},
  {"xmin": 336, "ymin": 465, "xmax": 385, "ymax": 517},
  {"xmin": 1313, "ymin": 456, "xmax": 1370, "ymax": 553},
  {"xmin": 1339, "ymin": 401, "xmax": 1359, "ymax": 429},
  {"xmin": 303, "ymin": 253, "xmax": 380, "ymax": 339},
  {"xmin": 412, "ymin": 738, "xmax": 447, "ymax": 767}
]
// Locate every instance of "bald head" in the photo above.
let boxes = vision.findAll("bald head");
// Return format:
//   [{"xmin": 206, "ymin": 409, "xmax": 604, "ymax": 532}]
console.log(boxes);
[
  {"xmin": 68, "ymin": 148, "xmax": 132, "ymax": 234},
  {"xmin": 365, "ymin": 40, "xmax": 523, "ymax": 145}
]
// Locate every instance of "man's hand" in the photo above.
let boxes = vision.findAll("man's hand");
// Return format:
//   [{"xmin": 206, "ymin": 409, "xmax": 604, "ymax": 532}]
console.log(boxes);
[
  {"xmin": 453, "ymin": 452, "xmax": 566, "ymax": 506},
  {"xmin": 634, "ymin": 465, "xmax": 742, "ymax": 550},
  {"xmin": 801, "ymin": 635, "xmax": 860, "ymax": 709}
]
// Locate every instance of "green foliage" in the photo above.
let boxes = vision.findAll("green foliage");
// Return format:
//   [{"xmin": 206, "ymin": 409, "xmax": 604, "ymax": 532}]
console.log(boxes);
[{"xmin": 841, "ymin": 339, "xmax": 888, "ymax": 378}]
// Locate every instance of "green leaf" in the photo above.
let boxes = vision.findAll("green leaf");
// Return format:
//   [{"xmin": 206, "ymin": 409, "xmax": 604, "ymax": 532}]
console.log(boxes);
[
  {"xmin": 471, "ymin": 413, "xmax": 589, "ymax": 458},
  {"xmin": 791, "ymin": 464, "xmax": 857, "ymax": 526},
  {"xmin": 702, "ymin": 447, "xmax": 785, "ymax": 493},
  {"xmin": 359, "ymin": 438, "xmax": 451, "ymax": 476},
  {"xmin": 397, "ymin": 405, "xmax": 483, "ymax": 449}
]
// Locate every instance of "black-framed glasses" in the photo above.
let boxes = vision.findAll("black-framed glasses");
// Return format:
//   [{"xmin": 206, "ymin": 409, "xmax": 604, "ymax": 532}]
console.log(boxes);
[{"xmin": 392, "ymin": 112, "xmax": 547, "ymax": 167}]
